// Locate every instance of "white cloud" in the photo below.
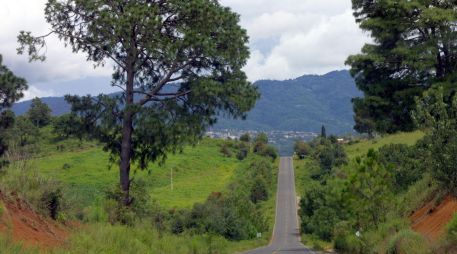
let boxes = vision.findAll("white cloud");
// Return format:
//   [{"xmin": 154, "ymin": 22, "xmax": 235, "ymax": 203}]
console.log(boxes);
[
  {"xmin": 0, "ymin": 0, "xmax": 371, "ymax": 96},
  {"xmin": 0, "ymin": 0, "xmax": 111, "ymax": 85},
  {"xmin": 221, "ymin": 0, "xmax": 371, "ymax": 81},
  {"xmin": 21, "ymin": 86, "xmax": 55, "ymax": 101}
]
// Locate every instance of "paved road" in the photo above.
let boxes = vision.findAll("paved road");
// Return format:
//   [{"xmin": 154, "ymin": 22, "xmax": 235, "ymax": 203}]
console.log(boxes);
[{"xmin": 243, "ymin": 157, "xmax": 313, "ymax": 254}]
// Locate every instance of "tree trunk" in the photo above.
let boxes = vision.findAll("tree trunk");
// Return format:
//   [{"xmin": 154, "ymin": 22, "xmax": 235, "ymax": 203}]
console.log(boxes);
[{"xmin": 120, "ymin": 66, "xmax": 135, "ymax": 206}]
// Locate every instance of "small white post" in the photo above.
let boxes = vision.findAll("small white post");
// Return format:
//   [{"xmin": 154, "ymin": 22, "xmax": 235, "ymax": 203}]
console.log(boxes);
[{"xmin": 171, "ymin": 167, "xmax": 174, "ymax": 191}]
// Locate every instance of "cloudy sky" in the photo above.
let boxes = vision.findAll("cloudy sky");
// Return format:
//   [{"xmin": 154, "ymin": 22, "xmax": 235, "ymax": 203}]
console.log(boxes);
[{"xmin": 0, "ymin": 0, "xmax": 370, "ymax": 100}]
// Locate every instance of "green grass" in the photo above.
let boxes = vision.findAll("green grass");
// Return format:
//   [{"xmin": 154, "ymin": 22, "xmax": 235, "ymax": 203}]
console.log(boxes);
[
  {"xmin": 28, "ymin": 138, "xmax": 243, "ymax": 209},
  {"xmin": 344, "ymin": 131, "xmax": 424, "ymax": 159}
]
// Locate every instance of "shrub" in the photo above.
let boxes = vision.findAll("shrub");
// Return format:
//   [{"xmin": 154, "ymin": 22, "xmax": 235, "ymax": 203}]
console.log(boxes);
[
  {"xmin": 220, "ymin": 143, "xmax": 232, "ymax": 157},
  {"xmin": 316, "ymin": 143, "xmax": 347, "ymax": 172},
  {"xmin": 254, "ymin": 133, "xmax": 268, "ymax": 144},
  {"xmin": 250, "ymin": 176, "xmax": 268, "ymax": 204},
  {"xmin": 294, "ymin": 140, "xmax": 311, "ymax": 159},
  {"xmin": 236, "ymin": 143, "xmax": 249, "ymax": 161},
  {"xmin": 253, "ymin": 141, "xmax": 265, "ymax": 154},
  {"xmin": 104, "ymin": 179, "xmax": 151, "ymax": 225},
  {"xmin": 333, "ymin": 233, "xmax": 365, "ymax": 254},
  {"xmin": 183, "ymin": 192, "xmax": 256, "ymax": 240},
  {"xmin": 386, "ymin": 230, "xmax": 429, "ymax": 254},
  {"xmin": 257, "ymin": 145, "xmax": 278, "ymax": 161},
  {"xmin": 378, "ymin": 144, "xmax": 424, "ymax": 191},
  {"xmin": 239, "ymin": 133, "xmax": 250, "ymax": 142},
  {"xmin": 40, "ymin": 187, "xmax": 62, "ymax": 220}
]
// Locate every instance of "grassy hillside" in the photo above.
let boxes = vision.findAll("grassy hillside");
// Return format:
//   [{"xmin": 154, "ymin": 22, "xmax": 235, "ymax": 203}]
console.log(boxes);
[
  {"xmin": 344, "ymin": 131, "xmax": 425, "ymax": 159},
  {"xmin": 31, "ymin": 138, "xmax": 241, "ymax": 209}
]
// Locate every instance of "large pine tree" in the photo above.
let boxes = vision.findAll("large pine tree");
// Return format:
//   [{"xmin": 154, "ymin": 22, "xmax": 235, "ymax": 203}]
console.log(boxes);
[
  {"xmin": 347, "ymin": 0, "xmax": 457, "ymax": 134},
  {"xmin": 18, "ymin": 0, "xmax": 259, "ymax": 205}
]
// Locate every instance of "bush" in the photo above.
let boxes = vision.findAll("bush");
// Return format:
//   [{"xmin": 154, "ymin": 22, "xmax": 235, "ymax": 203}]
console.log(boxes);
[
  {"xmin": 250, "ymin": 176, "xmax": 268, "ymax": 204},
  {"xmin": 386, "ymin": 230, "xmax": 429, "ymax": 254},
  {"xmin": 316, "ymin": 143, "xmax": 347, "ymax": 172},
  {"xmin": 220, "ymin": 143, "xmax": 232, "ymax": 157},
  {"xmin": 104, "ymin": 179, "xmax": 152, "ymax": 225},
  {"xmin": 299, "ymin": 184, "xmax": 344, "ymax": 241},
  {"xmin": 236, "ymin": 143, "xmax": 249, "ymax": 161},
  {"xmin": 420, "ymin": 129, "xmax": 457, "ymax": 195},
  {"xmin": 334, "ymin": 233, "xmax": 365, "ymax": 254},
  {"xmin": 294, "ymin": 140, "xmax": 311, "ymax": 159},
  {"xmin": 249, "ymin": 159, "xmax": 273, "ymax": 185},
  {"xmin": 446, "ymin": 213, "xmax": 457, "ymax": 243},
  {"xmin": 239, "ymin": 133, "xmax": 250, "ymax": 143},
  {"xmin": 40, "ymin": 187, "xmax": 62, "ymax": 220},
  {"xmin": 252, "ymin": 141, "xmax": 265, "ymax": 154},
  {"xmin": 257, "ymin": 145, "xmax": 278, "ymax": 161},
  {"xmin": 182, "ymin": 192, "xmax": 259, "ymax": 240},
  {"xmin": 254, "ymin": 133, "xmax": 268, "ymax": 145},
  {"xmin": 378, "ymin": 144, "xmax": 424, "ymax": 191}
]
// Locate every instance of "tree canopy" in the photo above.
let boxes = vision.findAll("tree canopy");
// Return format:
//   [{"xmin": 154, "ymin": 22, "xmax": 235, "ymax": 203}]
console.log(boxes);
[
  {"xmin": 0, "ymin": 54, "xmax": 28, "ymax": 168},
  {"xmin": 18, "ymin": 0, "xmax": 258, "ymax": 205},
  {"xmin": 0, "ymin": 55, "xmax": 27, "ymax": 109},
  {"xmin": 27, "ymin": 97, "xmax": 52, "ymax": 127},
  {"xmin": 347, "ymin": 0, "xmax": 457, "ymax": 134}
]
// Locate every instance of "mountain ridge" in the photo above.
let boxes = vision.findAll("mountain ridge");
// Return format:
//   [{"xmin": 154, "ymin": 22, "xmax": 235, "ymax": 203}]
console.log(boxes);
[{"xmin": 13, "ymin": 70, "xmax": 361, "ymax": 134}]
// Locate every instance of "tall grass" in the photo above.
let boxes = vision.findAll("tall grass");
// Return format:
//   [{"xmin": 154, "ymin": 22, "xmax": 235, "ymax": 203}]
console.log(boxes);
[
  {"xmin": 0, "ymin": 234, "xmax": 38, "ymax": 254},
  {"xmin": 386, "ymin": 229, "xmax": 430, "ymax": 254}
]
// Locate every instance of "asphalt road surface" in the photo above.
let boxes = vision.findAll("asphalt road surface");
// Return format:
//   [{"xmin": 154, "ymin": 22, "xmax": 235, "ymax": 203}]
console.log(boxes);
[{"xmin": 243, "ymin": 157, "xmax": 314, "ymax": 254}]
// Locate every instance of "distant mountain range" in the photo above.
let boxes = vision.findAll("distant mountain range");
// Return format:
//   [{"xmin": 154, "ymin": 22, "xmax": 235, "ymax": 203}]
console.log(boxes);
[
  {"xmin": 13, "ymin": 70, "xmax": 361, "ymax": 134},
  {"xmin": 214, "ymin": 70, "xmax": 361, "ymax": 134}
]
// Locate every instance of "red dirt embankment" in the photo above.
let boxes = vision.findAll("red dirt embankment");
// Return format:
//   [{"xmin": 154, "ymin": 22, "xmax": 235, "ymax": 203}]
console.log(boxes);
[
  {"xmin": 0, "ymin": 193, "xmax": 69, "ymax": 250},
  {"xmin": 410, "ymin": 195, "xmax": 457, "ymax": 241}
]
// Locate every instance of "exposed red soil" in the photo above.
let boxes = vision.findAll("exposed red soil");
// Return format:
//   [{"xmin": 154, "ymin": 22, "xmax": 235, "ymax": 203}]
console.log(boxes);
[
  {"xmin": 410, "ymin": 195, "xmax": 457, "ymax": 241},
  {"xmin": 0, "ymin": 192, "xmax": 70, "ymax": 250}
]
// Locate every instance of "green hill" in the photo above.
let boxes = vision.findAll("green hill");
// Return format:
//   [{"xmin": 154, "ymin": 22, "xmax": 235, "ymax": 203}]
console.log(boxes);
[
  {"xmin": 31, "ymin": 138, "xmax": 244, "ymax": 209},
  {"xmin": 13, "ymin": 70, "xmax": 361, "ymax": 134}
]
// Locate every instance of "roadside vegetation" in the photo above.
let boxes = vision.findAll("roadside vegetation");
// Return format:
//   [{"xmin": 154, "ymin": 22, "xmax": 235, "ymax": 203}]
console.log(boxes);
[
  {"xmin": 0, "ymin": 111, "xmax": 278, "ymax": 253},
  {"xmin": 295, "ymin": 121, "xmax": 457, "ymax": 253}
]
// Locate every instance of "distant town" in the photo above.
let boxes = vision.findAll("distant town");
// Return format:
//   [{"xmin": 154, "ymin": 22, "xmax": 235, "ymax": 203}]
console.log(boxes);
[{"xmin": 206, "ymin": 129, "xmax": 319, "ymax": 155}]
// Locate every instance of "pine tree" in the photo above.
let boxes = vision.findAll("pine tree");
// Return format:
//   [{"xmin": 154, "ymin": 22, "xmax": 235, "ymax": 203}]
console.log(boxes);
[
  {"xmin": 321, "ymin": 125, "xmax": 327, "ymax": 138},
  {"xmin": 347, "ymin": 0, "xmax": 457, "ymax": 134},
  {"xmin": 18, "ymin": 0, "xmax": 259, "ymax": 205},
  {"xmin": 27, "ymin": 97, "xmax": 52, "ymax": 127}
]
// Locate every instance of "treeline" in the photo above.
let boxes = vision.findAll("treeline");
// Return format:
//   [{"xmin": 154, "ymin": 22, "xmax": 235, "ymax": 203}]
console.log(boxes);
[{"xmin": 294, "ymin": 93, "xmax": 457, "ymax": 253}]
